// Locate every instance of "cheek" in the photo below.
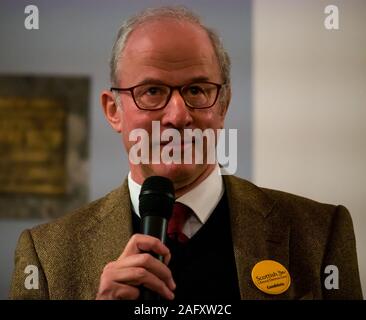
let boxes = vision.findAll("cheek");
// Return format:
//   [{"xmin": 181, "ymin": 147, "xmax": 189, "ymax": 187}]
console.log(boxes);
[
  {"xmin": 120, "ymin": 109, "xmax": 158, "ymax": 148},
  {"xmin": 196, "ymin": 110, "xmax": 225, "ymax": 130},
  {"xmin": 121, "ymin": 107, "xmax": 153, "ymax": 132}
]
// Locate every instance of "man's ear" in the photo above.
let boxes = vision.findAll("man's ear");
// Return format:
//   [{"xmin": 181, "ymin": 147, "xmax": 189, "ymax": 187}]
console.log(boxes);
[
  {"xmin": 100, "ymin": 90, "xmax": 123, "ymax": 133},
  {"xmin": 219, "ymin": 86, "xmax": 231, "ymax": 118}
]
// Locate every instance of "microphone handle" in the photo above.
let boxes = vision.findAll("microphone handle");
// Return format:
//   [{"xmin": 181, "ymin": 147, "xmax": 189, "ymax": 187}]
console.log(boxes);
[{"xmin": 140, "ymin": 216, "xmax": 168, "ymax": 300}]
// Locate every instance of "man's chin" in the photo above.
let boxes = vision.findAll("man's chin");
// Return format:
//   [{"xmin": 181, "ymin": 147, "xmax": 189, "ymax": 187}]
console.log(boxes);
[{"xmin": 144, "ymin": 163, "xmax": 205, "ymax": 187}]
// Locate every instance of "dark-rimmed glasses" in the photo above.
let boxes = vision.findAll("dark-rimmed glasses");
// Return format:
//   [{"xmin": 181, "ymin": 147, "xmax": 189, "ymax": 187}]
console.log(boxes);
[{"xmin": 110, "ymin": 81, "xmax": 222, "ymax": 111}]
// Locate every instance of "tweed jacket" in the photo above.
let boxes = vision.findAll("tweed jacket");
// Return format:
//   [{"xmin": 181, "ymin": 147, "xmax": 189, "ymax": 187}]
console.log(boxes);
[{"xmin": 9, "ymin": 175, "xmax": 363, "ymax": 299}]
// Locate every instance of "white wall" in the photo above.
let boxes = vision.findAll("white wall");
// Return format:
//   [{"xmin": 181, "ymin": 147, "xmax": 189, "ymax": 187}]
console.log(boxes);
[{"xmin": 253, "ymin": 0, "xmax": 366, "ymax": 296}]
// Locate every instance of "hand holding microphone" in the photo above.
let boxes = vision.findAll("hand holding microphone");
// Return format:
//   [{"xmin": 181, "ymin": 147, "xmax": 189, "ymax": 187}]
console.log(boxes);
[{"xmin": 96, "ymin": 176, "xmax": 176, "ymax": 300}]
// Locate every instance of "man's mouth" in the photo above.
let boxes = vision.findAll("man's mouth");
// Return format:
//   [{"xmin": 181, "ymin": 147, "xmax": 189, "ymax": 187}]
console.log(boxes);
[
  {"xmin": 159, "ymin": 141, "xmax": 194, "ymax": 150},
  {"xmin": 158, "ymin": 136, "xmax": 196, "ymax": 147}
]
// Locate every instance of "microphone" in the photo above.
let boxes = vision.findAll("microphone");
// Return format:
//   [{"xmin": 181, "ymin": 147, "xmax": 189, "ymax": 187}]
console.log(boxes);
[{"xmin": 139, "ymin": 176, "xmax": 175, "ymax": 300}]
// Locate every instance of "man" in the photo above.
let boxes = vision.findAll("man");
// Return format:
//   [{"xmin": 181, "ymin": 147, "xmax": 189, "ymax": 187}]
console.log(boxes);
[{"xmin": 10, "ymin": 6, "xmax": 362, "ymax": 300}]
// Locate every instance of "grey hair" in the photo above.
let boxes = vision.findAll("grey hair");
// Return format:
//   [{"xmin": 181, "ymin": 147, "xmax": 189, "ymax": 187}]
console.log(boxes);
[{"xmin": 110, "ymin": 6, "xmax": 231, "ymax": 105}]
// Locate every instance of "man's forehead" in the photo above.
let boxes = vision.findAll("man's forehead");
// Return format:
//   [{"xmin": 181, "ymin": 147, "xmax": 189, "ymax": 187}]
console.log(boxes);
[
  {"xmin": 119, "ymin": 57, "xmax": 217, "ymax": 86},
  {"xmin": 122, "ymin": 49, "xmax": 214, "ymax": 71}
]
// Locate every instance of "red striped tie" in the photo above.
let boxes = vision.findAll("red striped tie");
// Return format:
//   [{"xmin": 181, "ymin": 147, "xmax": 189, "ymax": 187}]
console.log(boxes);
[{"xmin": 167, "ymin": 202, "xmax": 191, "ymax": 244}]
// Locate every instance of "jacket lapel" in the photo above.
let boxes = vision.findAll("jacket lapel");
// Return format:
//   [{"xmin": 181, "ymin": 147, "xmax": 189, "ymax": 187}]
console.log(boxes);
[{"xmin": 223, "ymin": 175, "xmax": 291, "ymax": 299}]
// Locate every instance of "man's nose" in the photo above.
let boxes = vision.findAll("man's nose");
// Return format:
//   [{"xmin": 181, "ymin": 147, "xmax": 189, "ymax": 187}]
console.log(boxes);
[{"xmin": 161, "ymin": 90, "xmax": 193, "ymax": 129}]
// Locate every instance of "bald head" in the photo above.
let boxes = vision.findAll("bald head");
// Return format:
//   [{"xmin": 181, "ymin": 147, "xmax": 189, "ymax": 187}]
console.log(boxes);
[{"xmin": 110, "ymin": 6, "xmax": 231, "ymax": 92}]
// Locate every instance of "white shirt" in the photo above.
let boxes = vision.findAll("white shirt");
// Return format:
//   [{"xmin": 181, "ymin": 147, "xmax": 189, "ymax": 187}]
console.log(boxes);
[{"xmin": 128, "ymin": 165, "xmax": 224, "ymax": 238}]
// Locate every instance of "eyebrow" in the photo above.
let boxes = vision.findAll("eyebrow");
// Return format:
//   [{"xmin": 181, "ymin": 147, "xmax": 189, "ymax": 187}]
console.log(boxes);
[{"xmin": 136, "ymin": 76, "xmax": 211, "ymax": 86}]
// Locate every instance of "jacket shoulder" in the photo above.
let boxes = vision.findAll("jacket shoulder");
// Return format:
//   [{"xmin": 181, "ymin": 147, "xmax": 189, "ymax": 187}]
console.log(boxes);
[
  {"xmin": 29, "ymin": 183, "xmax": 126, "ymax": 248},
  {"xmin": 225, "ymin": 174, "xmax": 345, "ymax": 231},
  {"xmin": 261, "ymin": 186, "xmax": 336, "ymax": 215},
  {"xmin": 225, "ymin": 174, "xmax": 337, "ymax": 215}
]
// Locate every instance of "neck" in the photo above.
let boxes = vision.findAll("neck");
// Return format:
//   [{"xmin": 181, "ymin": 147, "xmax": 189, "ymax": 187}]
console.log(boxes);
[{"xmin": 174, "ymin": 164, "xmax": 216, "ymax": 198}]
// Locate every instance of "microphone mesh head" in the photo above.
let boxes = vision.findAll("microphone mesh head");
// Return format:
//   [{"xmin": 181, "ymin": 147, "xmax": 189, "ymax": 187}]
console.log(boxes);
[{"xmin": 139, "ymin": 176, "xmax": 175, "ymax": 219}]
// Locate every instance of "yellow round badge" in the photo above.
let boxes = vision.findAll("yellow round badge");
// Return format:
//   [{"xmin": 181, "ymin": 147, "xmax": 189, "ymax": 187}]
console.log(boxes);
[{"xmin": 251, "ymin": 260, "xmax": 291, "ymax": 295}]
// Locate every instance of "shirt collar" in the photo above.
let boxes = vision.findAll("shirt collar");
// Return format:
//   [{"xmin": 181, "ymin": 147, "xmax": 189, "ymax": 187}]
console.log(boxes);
[{"xmin": 128, "ymin": 164, "xmax": 224, "ymax": 224}]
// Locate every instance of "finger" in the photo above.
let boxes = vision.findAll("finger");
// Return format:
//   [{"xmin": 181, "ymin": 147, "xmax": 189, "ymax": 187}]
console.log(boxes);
[
  {"xmin": 111, "ymin": 266, "xmax": 175, "ymax": 300},
  {"xmin": 114, "ymin": 284, "xmax": 140, "ymax": 300},
  {"xmin": 97, "ymin": 282, "xmax": 140, "ymax": 300},
  {"xmin": 120, "ymin": 234, "xmax": 171, "ymax": 264},
  {"xmin": 163, "ymin": 249, "xmax": 171, "ymax": 266},
  {"xmin": 116, "ymin": 253, "xmax": 176, "ymax": 291}
]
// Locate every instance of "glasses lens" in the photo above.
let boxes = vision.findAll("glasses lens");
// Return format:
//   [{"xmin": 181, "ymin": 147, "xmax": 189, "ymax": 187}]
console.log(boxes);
[
  {"xmin": 133, "ymin": 84, "xmax": 170, "ymax": 110},
  {"xmin": 182, "ymin": 83, "xmax": 218, "ymax": 108}
]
